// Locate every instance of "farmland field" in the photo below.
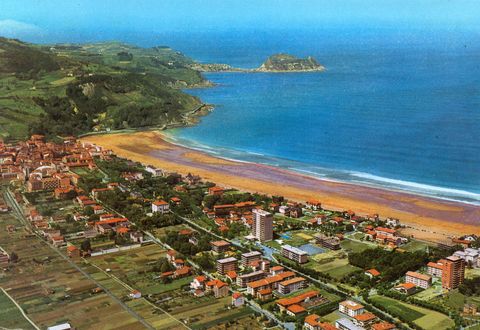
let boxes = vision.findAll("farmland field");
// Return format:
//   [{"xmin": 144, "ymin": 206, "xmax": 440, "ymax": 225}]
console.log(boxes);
[
  {"xmin": 0, "ymin": 210, "xmax": 146, "ymax": 330},
  {"xmin": 370, "ymin": 295, "xmax": 454, "ymax": 329},
  {"xmin": 0, "ymin": 289, "xmax": 36, "ymax": 330}
]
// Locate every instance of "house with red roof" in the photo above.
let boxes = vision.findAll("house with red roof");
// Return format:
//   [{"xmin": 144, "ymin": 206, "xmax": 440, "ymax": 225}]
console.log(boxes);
[
  {"xmin": 232, "ymin": 292, "xmax": 244, "ymax": 307},
  {"xmin": 365, "ymin": 269, "xmax": 381, "ymax": 278},
  {"xmin": 152, "ymin": 200, "xmax": 169, "ymax": 214}
]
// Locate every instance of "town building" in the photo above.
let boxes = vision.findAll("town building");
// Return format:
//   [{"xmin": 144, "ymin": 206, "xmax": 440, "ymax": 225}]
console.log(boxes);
[
  {"xmin": 252, "ymin": 209, "xmax": 273, "ymax": 242},
  {"xmin": 339, "ymin": 300, "xmax": 365, "ymax": 317},
  {"xmin": 405, "ymin": 271, "xmax": 431, "ymax": 289},
  {"xmin": 210, "ymin": 240, "xmax": 231, "ymax": 253},
  {"xmin": 270, "ymin": 265, "xmax": 284, "ymax": 276},
  {"xmin": 365, "ymin": 269, "xmax": 380, "ymax": 279},
  {"xmin": 247, "ymin": 271, "xmax": 295, "ymax": 295},
  {"xmin": 394, "ymin": 282, "xmax": 417, "ymax": 295},
  {"xmin": 453, "ymin": 248, "xmax": 480, "ymax": 267},
  {"xmin": 372, "ymin": 322, "xmax": 397, "ymax": 330},
  {"xmin": 353, "ymin": 312, "xmax": 377, "ymax": 328},
  {"xmin": 281, "ymin": 245, "xmax": 308, "ymax": 264},
  {"xmin": 232, "ymin": 292, "xmax": 244, "ymax": 307},
  {"xmin": 236, "ymin": 270, "xmax": 266, "ymax": 288},
  {"xmin": 241, "ymin": 251, "xmax": 262, "ymax": 267},
  {"xmin": 208, "ymin": 186, "xmax": 224, "ymax": 195},
  {"xmin": 304, "ymin": 314, "xmax": 337, "ymax": 330},
  {"xmin": 315, "ymin": 234, "xmax": 341, "ymax": 250},
  {"xmin": 335, "ymin": 318, "xmax": 364, "ymax": 330},
  {"xmin": 205, "ymin": 279, "xmax": 229, "ymax": 298},
  {"xmin": 216, "ymin": 257, "xmax": 237, "ymax": 275},
  {"xmin": 151, "ymin": 200, "xmax": 169, "ymax": 214},
  {"xmin": 190, "ymin": 275, "xmax": 207, "ymax": 290},
  {"xmin": 276, "ymin": 290, "xmax": 321, "ymax": 313},
  {"xmin": 277, "ymin": 277, "xmax": 306, "ymax": 294},
  {"xmin": 442, "ymin": 255, "xmax": 465, "ymax": 290},
  {"xmin": 427, "ymin": 260, "xmax": 445, "ymax": 277}
]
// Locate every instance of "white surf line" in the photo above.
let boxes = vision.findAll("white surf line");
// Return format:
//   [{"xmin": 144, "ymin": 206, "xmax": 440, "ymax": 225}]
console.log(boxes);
[{"xmin": 0, "ymin": 287, "xmax": 40, "ymax": 330}]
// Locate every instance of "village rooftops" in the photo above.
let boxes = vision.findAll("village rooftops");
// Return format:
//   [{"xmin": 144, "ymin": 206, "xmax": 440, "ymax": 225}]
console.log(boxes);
[
  {"xmin": 282, "ymin": 244, "xmax": 308, "ymax": 256},
  {"xmin": 446, "ymin": 255, "xmax": 461, "ymax": 262},
  {"xmin": 336, "ymin": 318, "xmax": 363, "ymax": 330},
  {"xmin": 248, "ymin": 271, "xmax": 296, "ymax": 289},
  {"xmin": 153, "ymin": 200, "xmax": 168, "ymax": 206},
  {"xmin": 372, "ymin": 322, "xmax": 397, "ymax": 330},
  {"xmin": 242, "ymin": 251, "xmax": 262, "ymax": 258},
  {"xmin": 396, "ymin": 282, "xmax": 416, "ymax": 290},
  {"xmin": 375, "ymin": 227, "xmax": 396, "ymax": 234},
  {"xmin": 287, "ymin": 304, "xmax": 306, "ymax": 314},
  {"xmin": 279, "ymin": 276, "xmax": 305, "ymax": 286},
  {"xmin": 276, "ymin": 290, "xmax": 320, "ymax": 307},
  {"xmin": 210, "ymin": 240, "xmax": 230, "ymax": 247},
  {"xmin": 427, "ymin": 261, "xmax": 444, "ymax": 269},
  {"xmin": 354, "ymin": 312, "xmax": 377, "ymax": 322},
  {"xmin": 339, "ymin": 300, "xmax": 364, "ymax": 310},
  {"xmin": 406, "ymin": 271, "xmax": 431, "ymax": 282},
  {"xmin": 366, "ymin": 269, "xmax": 380, "ymax": 277}
]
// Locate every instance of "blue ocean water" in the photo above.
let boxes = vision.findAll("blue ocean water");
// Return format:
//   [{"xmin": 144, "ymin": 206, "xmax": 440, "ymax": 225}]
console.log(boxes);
[{"xmin": 165, "ymin": 30, "xmax": 480, "ymax": 205}]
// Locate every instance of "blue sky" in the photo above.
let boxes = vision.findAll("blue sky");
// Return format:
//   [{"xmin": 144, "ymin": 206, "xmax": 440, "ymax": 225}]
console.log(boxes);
[{"xmin": 1, "ymin": 0, "xmax": 479, "ymax": 40}]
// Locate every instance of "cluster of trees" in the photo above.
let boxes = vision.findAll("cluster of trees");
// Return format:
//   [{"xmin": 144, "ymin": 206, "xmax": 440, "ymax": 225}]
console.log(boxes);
[
  {"xmin": 152, "ymin": 257, "xmax": 175, "ymax": 273},
  {"xmin": 163, "ymin": 230, "xmax": 211, "ymax": 256},
  {"xmin": 459, "ymin": 276, "xmax": 480, "ymax": 296},
  {"xmin": 348, "ymin": 248, "xmax": 429, "ymax": 282},
  {"xmin": 341, "ymin": 270, "xmax": 377, "ymax": 289}
]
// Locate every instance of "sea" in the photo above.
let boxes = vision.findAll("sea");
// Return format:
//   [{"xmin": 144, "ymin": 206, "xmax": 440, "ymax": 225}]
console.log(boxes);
[
  {"xmin": 32, "ymin": 28, "xmax": 480, "ymax": 205},
  {"xmin": 163, "ymin": 29, "xmax": 480, "ymax": 205}
]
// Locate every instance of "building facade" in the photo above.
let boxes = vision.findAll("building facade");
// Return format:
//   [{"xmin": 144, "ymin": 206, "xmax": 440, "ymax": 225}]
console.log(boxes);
[{"xmin": 252, "ymin": 209, "xmax": 273, "ymax": 242}]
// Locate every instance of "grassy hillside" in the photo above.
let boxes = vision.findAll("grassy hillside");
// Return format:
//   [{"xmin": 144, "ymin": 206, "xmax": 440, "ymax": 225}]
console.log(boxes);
[{"xmin": 0, "ymin": 37, "xmax": 208, "ymax": 141}]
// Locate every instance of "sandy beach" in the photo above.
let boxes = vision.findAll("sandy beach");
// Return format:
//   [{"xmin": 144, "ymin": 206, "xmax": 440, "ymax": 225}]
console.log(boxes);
[{"xmin": 82, "ymin": 131, "xmax": 480, "ymax": 241}]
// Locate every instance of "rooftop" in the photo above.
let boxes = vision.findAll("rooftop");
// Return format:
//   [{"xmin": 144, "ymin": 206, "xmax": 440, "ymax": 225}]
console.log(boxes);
[
  {"xmin": 282, "ymin": 244, "xmax": 308, "ymax": 256},
  {"xmin": 217, "ymin": 257, "xmax": 237, "ymax": 264}
]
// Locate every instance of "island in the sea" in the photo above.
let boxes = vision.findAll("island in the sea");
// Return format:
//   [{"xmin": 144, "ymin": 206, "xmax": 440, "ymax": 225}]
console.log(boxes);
[
  {"xmin": 256, "ymin": 53, "xmax": 325, "ymax": 72},
  {"xmin": 191, "ymin": 53, "xmax": 326, "ymax": 73}
]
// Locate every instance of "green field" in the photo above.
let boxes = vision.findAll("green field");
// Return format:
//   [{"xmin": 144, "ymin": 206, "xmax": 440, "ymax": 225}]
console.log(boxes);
[
  {"xmin": 370, "ymin": 295, "xmax": 454, "ymax": 329},
  {"xmin": 0, "ymin": 289, "xmax": 36, "ymax": 330},
  {"xmin": 307, "ymin": 250, "xmax": 361, "ymax": 280},
  {"xmin": 340, "ymin": 238, "xmax": 374, "ymax": 253},
  {"xmin": 401, "ymin": 240, "xmax": 430, "ymax": 252}
]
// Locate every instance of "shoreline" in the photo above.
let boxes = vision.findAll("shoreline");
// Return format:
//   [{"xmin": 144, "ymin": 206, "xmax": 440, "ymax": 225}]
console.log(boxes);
[
  {"xmin": 81, "ymin": 131, "xmax": 480, "ymax": 242},
  {"xmin": 162, "ymin": 132, "xmax": 480, "ymax": 207}
]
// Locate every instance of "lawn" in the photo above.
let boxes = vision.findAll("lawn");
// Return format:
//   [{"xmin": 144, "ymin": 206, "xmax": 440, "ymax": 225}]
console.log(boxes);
[
  {"xmin": 0, "ymin": 289, "xmax": 36, "ymax": 330},
  {"xmin": 370, "ymin": 295, "xmax": 454, "ymax": 329},
  {"xmin": 402, "ymin": 240, "xmax": 430, "ymax": 252},
  {"xmin": 307, "ymin": 250, "xmax": 361, "ymax": 280},
  {"xmin": 340, "ymin": 239, "xmax": 374, "ymax": 253}
]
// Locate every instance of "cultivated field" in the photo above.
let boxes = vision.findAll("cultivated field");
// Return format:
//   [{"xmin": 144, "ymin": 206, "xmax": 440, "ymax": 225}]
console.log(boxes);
[
  {"xmin": 0, "ymin": 288, "xmax": 36, "ymax": 329},
  {"xmin": 0, "ymin": 212, "xmax": 146, "ymax": 330},
  {"xmin": 370, "ymin": 295, "xmax": 454, "ymax": 330}
]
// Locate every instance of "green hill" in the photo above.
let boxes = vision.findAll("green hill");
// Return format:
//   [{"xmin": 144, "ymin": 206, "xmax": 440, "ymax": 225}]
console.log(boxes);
[{"xmin": 0, "ymin": 37, "xmax": 208, "ymax": 141}]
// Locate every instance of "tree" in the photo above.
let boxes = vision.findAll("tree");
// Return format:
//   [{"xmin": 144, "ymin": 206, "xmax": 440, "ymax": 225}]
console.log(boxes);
[
  {"xmin": 9, "ymin": 252, "xmax": 18, "ymax": 263},
  {"xmin": 81, "ymin": 239, "xmax": 92, "ymax": 252}
]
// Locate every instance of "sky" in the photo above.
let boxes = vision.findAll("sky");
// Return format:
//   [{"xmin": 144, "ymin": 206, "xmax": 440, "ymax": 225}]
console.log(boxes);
[{"xmin": 0, "ymin": 0, "xmax": 479, "ymax": 42}]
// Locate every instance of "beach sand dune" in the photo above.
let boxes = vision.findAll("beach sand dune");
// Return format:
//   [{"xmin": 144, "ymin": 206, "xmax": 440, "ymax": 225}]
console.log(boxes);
[{"xmin": 82, "ymin": 131, "xmax": 480, "ymax": 241}]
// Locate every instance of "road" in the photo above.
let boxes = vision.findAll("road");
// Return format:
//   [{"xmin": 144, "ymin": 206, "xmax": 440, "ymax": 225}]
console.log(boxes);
[{"xmin": 3, "ymin": 188, "xmax": 155, "ymax": 330}]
